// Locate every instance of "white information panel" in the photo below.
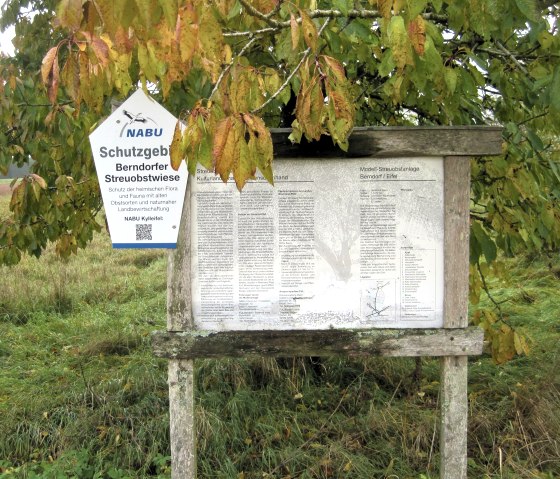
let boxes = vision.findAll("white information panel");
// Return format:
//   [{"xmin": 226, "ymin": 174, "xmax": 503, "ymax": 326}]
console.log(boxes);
[
  {"xmin": 191, "ymin": 157, "xmax": 444, "ymax": 330},
  {"xmin": 89, "ymin": 90, "xmax": 188, "ymax": 248}
]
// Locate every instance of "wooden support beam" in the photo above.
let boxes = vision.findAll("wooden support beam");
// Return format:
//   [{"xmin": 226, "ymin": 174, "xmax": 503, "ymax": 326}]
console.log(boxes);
[
  {"xmin": 152, "ymin": 327, "xmax": 483, "ymax": 359},
  {"xmin": 440, "ymin": 156, "xmax": 472, "ymax": 479},
  {"xmin": 270, "ymin": 126, "xmax": 503, "ymax": 158},
  {"xmin": 167, "ymin": 177, "xmax": 196, "ymax": 479}
]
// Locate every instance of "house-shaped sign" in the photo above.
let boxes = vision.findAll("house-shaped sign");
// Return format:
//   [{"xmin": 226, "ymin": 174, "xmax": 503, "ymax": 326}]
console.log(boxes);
[{"xmin": 89, "ymin": 90, "xmax": 188, "ymax": 248}]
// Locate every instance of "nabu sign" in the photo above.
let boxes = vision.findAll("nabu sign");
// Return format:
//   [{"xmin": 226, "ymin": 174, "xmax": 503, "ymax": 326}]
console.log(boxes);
[
  {"xmin": 89, "ymin": 89, "xmax": 188, "ymax": 249},
  {"xmin": 119, "ymin": 109, "xmax": 164, "ymax": 138}
]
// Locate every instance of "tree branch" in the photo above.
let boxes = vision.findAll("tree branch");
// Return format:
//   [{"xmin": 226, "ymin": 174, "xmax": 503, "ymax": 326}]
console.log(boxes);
[
  {"xmin": 496, "ymin": 41, "xmax": 529, "ymax": 75},
  {"xmin": 224, "ymin": 9, "xmax": 448, "ymax": 38},
  {"xmin": 238, "ymin": 0, "xmax": 281, "ymax": 27},
  {"xmin": 251, "ymin": 18, "xmax": 331, "ymax": 114},
  {"xmin": 209, "ymin": 35, "xmax": 259, "ymax": 101},
  {"xmin": 223, "ymin": 27, "xmax": 280, "ymax": 38}
]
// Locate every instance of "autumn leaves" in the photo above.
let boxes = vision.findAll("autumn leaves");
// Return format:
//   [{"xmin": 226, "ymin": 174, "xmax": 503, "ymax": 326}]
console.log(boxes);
[
  {"xmin": 41, "ymin": 0, "xmax": 430, "ymax": 190},
  {"xmin": 166, "ymin": 5, "xmax": 356, "ymax": 190}
]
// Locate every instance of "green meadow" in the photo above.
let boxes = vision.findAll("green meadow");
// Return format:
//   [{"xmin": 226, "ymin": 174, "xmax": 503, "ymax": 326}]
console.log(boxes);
[{"xmin": 0, "ymin": 193, "xmax": 559, "ymax": 478}]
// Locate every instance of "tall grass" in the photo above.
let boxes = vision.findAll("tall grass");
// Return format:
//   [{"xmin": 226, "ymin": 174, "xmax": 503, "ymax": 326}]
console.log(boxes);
[{"xmin": 0, "ymin": 193, "xmax": 559, "ymax": 478}]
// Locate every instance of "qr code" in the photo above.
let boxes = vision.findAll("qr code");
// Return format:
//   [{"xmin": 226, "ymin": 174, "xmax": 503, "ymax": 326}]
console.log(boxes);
[{"xmin": 136, "ymin": 224, "xmax": 152, "ymax": 241}]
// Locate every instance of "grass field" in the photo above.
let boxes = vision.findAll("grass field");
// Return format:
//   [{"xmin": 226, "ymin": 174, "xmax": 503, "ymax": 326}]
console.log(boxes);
[{"xmin": 0, "ymin": 193, "xmax": 559, "ymax": 478}]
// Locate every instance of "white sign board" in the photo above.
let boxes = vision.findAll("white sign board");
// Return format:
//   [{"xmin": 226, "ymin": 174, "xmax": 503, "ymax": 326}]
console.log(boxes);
[
  {"xmin": 191, "ymin": 158, "xmax": 444, "ymax": 330},
  {"xmin": 89, "ymin": 90, "xmax": 188, "ymax": 248}
]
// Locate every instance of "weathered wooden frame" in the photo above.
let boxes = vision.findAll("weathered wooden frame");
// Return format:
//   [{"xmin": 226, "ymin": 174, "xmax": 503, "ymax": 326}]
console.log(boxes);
[{"xmin": 154, "ymin": 126, "xmax": 503, "ymax": 479}]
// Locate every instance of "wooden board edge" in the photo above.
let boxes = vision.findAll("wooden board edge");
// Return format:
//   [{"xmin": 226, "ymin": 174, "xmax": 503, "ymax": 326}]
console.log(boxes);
[{"xmin": 152, "ymin": 327, "xmax": 484, "ymax": 359}]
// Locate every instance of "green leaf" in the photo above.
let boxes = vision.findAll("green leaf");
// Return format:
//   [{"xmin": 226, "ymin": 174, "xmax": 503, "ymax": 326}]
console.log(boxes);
[
  {"xmin": 430, "ymin": 0, "xmax": 442, "ymax": 13},
  {"xmin": 159, "ymin": 0, "xmax": 178, "ymax": 30},
  {"xmin": 332, "ymin": 0, "xmax": 351, "ymax": 16},
  {"xmin": 549, "ymin": 65, "xmax": 560, "ymax": 113},
  {"xmin": 444, "ymin": 67, "xmax": 458, "ymax": 95},
  {"xmin": 407, "ymin": 0, "xmax": 427, "ymax": 20},
  {"xmin": 472, "ymin": 221, "xmax": 497, "ymax": 264},
  {"xmin": 513, "ymin": 0, "xmax": 538, "ymax": 22},
  {"xmin": 387, "ymin": 16, "xmax": 413, "ymax": 70}
]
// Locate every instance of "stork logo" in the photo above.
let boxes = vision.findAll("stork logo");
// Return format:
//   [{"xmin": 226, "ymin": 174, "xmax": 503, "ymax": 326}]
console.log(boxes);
[{"xmin": 119, "ymin": 110, "xmax": 163, "ymax": 138}]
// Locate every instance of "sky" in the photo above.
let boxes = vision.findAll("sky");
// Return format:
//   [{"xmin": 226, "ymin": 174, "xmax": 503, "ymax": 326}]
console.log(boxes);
[{"xmin": 0, "ymin": 0, "xmax": 16, "ymax": 56}]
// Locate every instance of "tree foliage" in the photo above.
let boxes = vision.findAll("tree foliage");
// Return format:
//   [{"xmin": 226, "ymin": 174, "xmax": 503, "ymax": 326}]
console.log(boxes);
[{"xmin": 1, "ymin": 0, "xmax": 560, "ymax": 359}]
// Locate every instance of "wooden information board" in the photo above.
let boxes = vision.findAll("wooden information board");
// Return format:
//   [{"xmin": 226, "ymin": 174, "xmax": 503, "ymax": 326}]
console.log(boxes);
[{"xmin": 152, "ymin": 126, "xmax": 503, "ymax": 478}]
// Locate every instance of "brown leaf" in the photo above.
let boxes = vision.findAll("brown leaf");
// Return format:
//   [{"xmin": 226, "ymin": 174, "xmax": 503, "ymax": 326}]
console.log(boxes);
[
  {"xmin": 295, "ymin": 75, "xmax": 324, "ymax": 141},
  {"xmin": 91, "ymin": 35, "xmax": 110, "ymax": 67},
  {"xmin": 48, "ymin": 53, "xmax": 61, "ymax": 104},
  {"xmin": 114, "ymin": 26, "xmax": 133, "ymax": 54},
  {"xmin": 244, "ymin": 114, "xmax": 273, "ymax": 184},
  {"xmin": 408, "ymin": 15, "xmax": 426, "ymax": 55},
  {"xmin": 290, "ymin": 13, "xmax": 299, "ymax": 50},
  {"xmin": 320, "ymin": 55, "xmax": 346, "ymax": 84},
  {"xmin": 41, "ymin": 46, "xmax": 58, "ymax": 85},
  {"xmin": 300, "ymin": 9, "xmax": 317, "ymax": 53},
  {"xmin": 9, "ymin": 181, "xmax": 25, "ymax": 213},
  {"xmin": 30, "ymin": 174, "xmax": 48, "ymax": 189}
]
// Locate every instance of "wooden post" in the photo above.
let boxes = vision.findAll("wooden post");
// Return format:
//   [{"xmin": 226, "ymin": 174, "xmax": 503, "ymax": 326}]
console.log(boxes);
[
  {"xmin": 167, "ymin": 176, "xmax": 196, "ymax": 479},
  {"xmin": 440, "ymin": 156, "xmax": 471, "ymax": 479},
  {"xmin": 158, "ymin": 128, "xmax": 502, "ymax": 478}
]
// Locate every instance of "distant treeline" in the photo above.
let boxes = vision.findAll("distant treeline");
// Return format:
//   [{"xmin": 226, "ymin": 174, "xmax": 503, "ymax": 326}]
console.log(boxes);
[{"xmin": 0, "ymin": 162, "xmax": 31, "ymax": 179}]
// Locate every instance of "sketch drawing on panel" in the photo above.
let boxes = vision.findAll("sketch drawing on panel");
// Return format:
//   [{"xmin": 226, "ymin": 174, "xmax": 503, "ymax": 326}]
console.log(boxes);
[{"xmin": 361, "ymin": 280, "xmax": 395, "ymax": 321}]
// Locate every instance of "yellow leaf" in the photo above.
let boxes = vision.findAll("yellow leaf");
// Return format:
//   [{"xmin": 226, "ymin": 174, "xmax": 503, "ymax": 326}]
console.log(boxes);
[
  {"xmin": 198, "ymin": 10, "xmax": 224, "ymax": 82},
  {"xmin": 55, "ymin": 0, "xmax": 83, "ymax": 31},
  {"xmin": 61, "ymin": 53, "xmax": 80, "ymax": 102},
  {"xmin": 178, "ymin": 5, "xmax": 198, "ymax": 63},
  {"xmin": 232, "ymin": 121, "xmax": 255, "ymax": 190},
  {"xmin": 492, "ymin": 326, "xmax": 516, "ymax": 364},
  {"xmin": 135, "ymin": 0, "xmax": 155, "ymax": 29},
  {"xmin": 91, "ymin": 0, "xmax": 116, "ymax": 34},
  {"xmin": 387, "ymin": 15, "xmax": 413, "ymax": 70},
  {"xmin": 213, "ymin": 116, "xmax": 236, "ymax": 181},
  {"xmin": 513, "ymin": 331, "xmax": 530, "ymax": 356},
  {"xmin": 137, "ymin": 44, "xmax": 156, "ymax": 82},
  {"xmin": 170, "ymin": 121, "xmax": 184, "ymax": 171},
  {"xmin": 377, "ymin": 0, "xmax": 392, "ymax": 18}
]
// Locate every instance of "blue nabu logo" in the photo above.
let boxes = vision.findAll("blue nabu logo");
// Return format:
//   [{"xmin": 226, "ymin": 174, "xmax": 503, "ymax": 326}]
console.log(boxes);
[
  {"xmin": 119, "ymin": 110, "xmax": 161, "ymax": 138},
  {"xmin": 126, "ymin": 128, "xmax": 163, "ymax": 138}
]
